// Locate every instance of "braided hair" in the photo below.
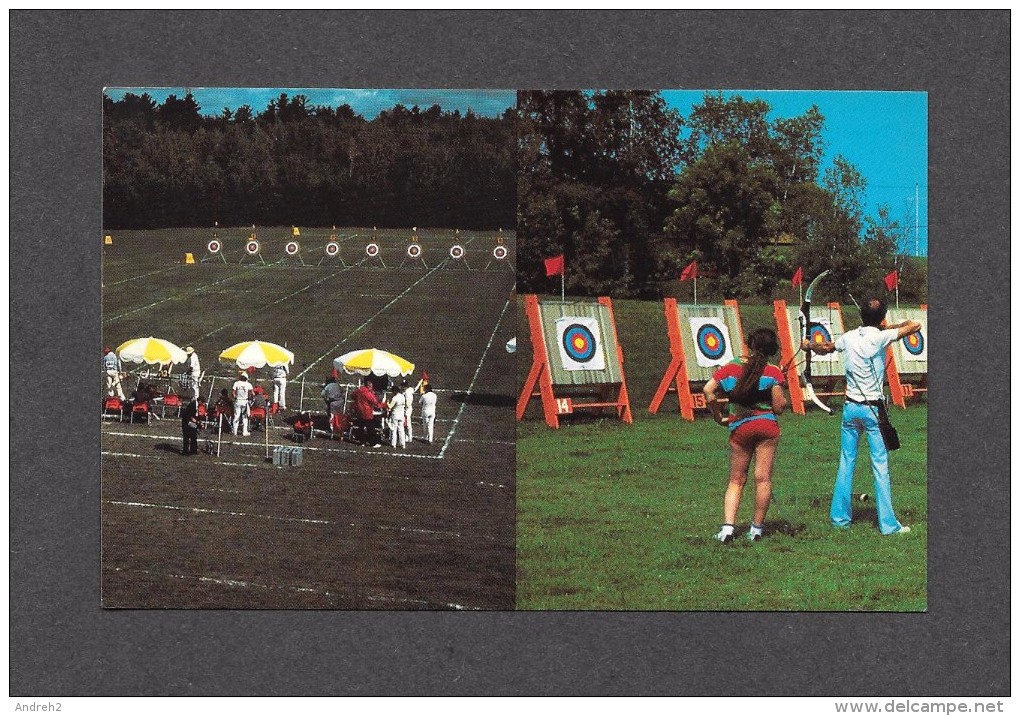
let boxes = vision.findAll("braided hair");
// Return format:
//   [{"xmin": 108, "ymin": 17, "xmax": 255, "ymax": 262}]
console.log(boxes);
[{"xmin": 729, "ymin": 328, "xmax": 780, "ymax": 408}]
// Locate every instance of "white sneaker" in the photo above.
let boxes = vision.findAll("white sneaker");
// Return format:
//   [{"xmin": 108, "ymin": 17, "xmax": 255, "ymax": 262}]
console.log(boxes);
[
  {"xmin": 894, "ymin": 526, "xmax": 911, "ymax": 535},
  {"xmin": 715, "ymin": 526, "xmax": 735, "ymax": 544}
]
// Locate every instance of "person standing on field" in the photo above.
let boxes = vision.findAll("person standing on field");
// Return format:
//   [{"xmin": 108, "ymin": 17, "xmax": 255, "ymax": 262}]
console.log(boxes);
[
  {"xmin": 419, "ymin": 383, "xmax": 438, "ymax": 444},
  {"xmin": 184, "ymin": 346, "xmax": 201, "ymax": 399},
  {"xmin": 103, "ymin": 346, "xmax": 126, "ymax": 400},
  {"xmin": 804, "ymin": 298, "xmax": 921, "ymax": 536},
  {"xmin": 387, "ymin": 388, "xmax": 407, "ymax": 449},
  {"xmin": 231, "ymin": 372, "xmax": 252, "ymax": 437},
  {"xmin": 272, "ymin": 362, "xmax": 289, "ymax": 411},
  {"xmin": 401, "ymin": 380, "xmax": 415, "ymax": 443}
]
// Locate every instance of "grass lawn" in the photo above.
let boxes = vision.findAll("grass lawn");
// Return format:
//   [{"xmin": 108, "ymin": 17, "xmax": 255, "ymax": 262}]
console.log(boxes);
[{"xmin": 516, "ymin": 296, "xmax": 927, "ymax": 611}]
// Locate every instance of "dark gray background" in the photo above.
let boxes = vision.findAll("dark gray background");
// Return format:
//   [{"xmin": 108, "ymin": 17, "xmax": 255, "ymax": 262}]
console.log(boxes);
[{"xmin": 10, "ymin": 10, "xmax": 1009, "ymax": 695}]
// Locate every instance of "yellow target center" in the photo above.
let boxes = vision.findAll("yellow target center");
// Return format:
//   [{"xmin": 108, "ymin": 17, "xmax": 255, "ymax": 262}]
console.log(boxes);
[
  {"xmin": 706, "ymin": 335, "xmax": 717, "ymax": 348},
  {"xmin": 573, "ymin": 337, "xmax": 586, "ymax": 350}
]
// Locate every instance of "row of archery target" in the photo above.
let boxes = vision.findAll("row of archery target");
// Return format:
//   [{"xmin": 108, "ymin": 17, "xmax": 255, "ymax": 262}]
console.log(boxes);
[{"xmin": 203, "ymin": 238, "xmax": 510, "ymax": 263}]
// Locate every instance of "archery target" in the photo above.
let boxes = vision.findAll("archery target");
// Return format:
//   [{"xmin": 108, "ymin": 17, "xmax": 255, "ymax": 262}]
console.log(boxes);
[
  {"xmin": 325, "ymin": 241, "xmax": 340, "ymax": 257},
  {"xmin": 806, "ymin": 317, "xmax": 837, "ymax": 362},
  {"xmin": 688, "ymin": 317, "xmax": 734, "ymax": 368},
  {"xmin": 207, "ymin": 239, "xmax": 221, "ymax": 254},
  {"xmin": 407, "ymin": 243, "xmax": 422, "ymax": 259},
  {"xmin": 555, "ymin": 317, "xmax": 606, "ymax": 371},
  {"xmin": 285, "ymin": 241, "xmax": 300, "ymax": 256},
  {"xmin": 901, "ymin": 325, "xmax": 927, "ymax": 361},
  {"xmin": 245, "ymin": 239, "xmax": 260, "ymax": 255},
  {"xmin": 449, "ymin": 244, "xmax": 465, "ymax": 260},
  {"xmin": 365, "ymin": 242, "xmax": 380, "ymax": 258},
  {"xmin": 492, "ymin": 245, "xmax": 508, "ymax": 260}
]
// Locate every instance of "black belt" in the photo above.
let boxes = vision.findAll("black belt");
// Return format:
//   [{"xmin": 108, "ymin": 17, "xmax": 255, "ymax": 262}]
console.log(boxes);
[{"xmin": 846, "ymin": 397, "xmax": 885, "ymax": 408}]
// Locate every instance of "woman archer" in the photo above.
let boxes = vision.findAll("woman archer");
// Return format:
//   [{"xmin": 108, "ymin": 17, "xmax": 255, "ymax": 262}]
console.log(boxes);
[{"xmin": 703, "ymin": 328, "xmax": 788, "ymax": 543}]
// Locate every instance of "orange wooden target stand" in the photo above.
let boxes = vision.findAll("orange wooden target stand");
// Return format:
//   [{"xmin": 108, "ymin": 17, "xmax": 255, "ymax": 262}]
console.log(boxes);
[
  {"xmin": 884, "ymin": 304, "xmax": 928, "ymax": 408},
  {"xmin": 773, "ymin": 299, "xmax": 847, "ymax": 414},
  {"xmin": 516, "ymin": 294, "xmax": 633, "ymax": 429},
  {"xmin": 648, "ymin": 298, "xmax": 746, "ymax": 420}
]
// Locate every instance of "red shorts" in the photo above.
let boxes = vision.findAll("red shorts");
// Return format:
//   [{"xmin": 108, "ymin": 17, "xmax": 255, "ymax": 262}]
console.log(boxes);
[{"xmin": 729, "ymin": 417, "xmax": 781, "ymax": 450}]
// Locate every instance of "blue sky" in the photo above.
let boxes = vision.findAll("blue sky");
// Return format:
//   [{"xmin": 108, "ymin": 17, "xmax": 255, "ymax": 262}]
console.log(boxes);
[
  {"xmin": 104, "ymin": 87, "xmax": 516, "ymax": 119},
  {"xmin": 662, "ymin": 90, "xmax": 928, "ymax": 256}
]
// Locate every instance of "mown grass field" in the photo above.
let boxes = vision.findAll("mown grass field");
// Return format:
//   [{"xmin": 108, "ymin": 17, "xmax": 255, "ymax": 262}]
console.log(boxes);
[
  {"xmin": 102, "ymin": 226, "xmax": 517, "ymax": 609},
  {"xmin": 516, "ymin": 296, "xmax": 927, "ymax": 611}
]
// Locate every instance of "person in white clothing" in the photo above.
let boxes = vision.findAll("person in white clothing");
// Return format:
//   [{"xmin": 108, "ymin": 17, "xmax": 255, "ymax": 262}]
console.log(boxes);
[
  {"xmin": 103, "ymin": 346, "xmax": 126, "ymax": 400},
  {"xmin": 387, "ymin": 389, "xmax": 407, "ymax": 449},
  {"xmin": 231, "ymin": 373, "xmax": 253, "ymax": 436},
  {"xmin": 184, "ymin": 346, "xmax": 201, "ymax": 399},
  {"xmin": 401, "ymin": 380, "xmax": 415, "ymax": 443},
  {"xmin": 272, "ymin": 363, "xmax": 289, "ymax": 410},
  {"xmin": 419, "ymin": 383, "xmax": 438, "ymax": 444}
]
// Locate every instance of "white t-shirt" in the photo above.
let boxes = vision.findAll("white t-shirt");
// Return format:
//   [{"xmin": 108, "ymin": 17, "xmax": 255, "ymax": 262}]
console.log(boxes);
[
  {"xmin": 232, "ymin": 379, "xmax": 253, "ymax": 403},
  {"xmin": 420, "ymin": 391, "xmax": 438, "ymax": 416},
  {"xmin": 402, "ymin": 388, "xmax": 415, "ymax": 416},
  {"xmin": 388, "ymin": 392, "xmax": 406, "ymax": 421},
  {"xmin": 835, "ymin": 326, "xmax": 900, "ymax": 402},
  {"xmin": 187, "ymin": 353, "xmax": 201, "ymax": 375},
  {"xmin": 272, "ymin": 365, "xmax": 289, "ymax": 379}
]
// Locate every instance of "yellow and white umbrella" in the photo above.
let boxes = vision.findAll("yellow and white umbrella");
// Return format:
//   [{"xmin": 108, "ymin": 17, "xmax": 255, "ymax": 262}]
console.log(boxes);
[
  {"xmin": 116, "ymin": 337, "xmax": 188, "ymax": 365},
  {"xmin": 219, "ymin": 340, "xmax": 295, "ymax": 370},
  {"xmin": 334, "ymin": 349, "xmax": 415, "ymax": 378}
]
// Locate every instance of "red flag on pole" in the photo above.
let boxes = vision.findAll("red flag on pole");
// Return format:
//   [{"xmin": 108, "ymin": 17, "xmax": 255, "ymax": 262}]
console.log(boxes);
[
  {"xmin": 544, "ymin": 254, "xmax": 565, "ymax": 277},
  {"xmin": 884, "ymin": 270, "xmax": 899, "ymax": 292},
  {"xmin": 792, "ymin": 266, "xmax": 803, "ymax": 287},
  {"xmin": 680, "ymin": 260, "xmax": 698, "ymax": 281}
]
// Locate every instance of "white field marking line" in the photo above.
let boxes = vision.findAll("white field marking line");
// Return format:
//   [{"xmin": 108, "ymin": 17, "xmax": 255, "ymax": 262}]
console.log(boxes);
[
  {"xmin": 295, "ymin": 260, "xmax": 450, "ymax": 379},
  {"xmin": 111, "ymin": 567, "xmax": 479, "ymax": 609},
  {"xmin": 477, "ymin": 482, "xmax": 508, "ymax": 489},
  {"xmin": 103, "ymin": 430, "xmax": 446, "ymax": 460},
  {"xmin": 105, "ymin": 264, "xmax": 183, "ymax": 287},
  {"xmin": 188, "ymin": 262, "xmax": 358, "ymax": 342},
  {"xmin": 453, "ymin": 438, "xmax": 515, "ymax": 446},
  {"xmin": 105, "ymin": 500, "xmax": 334, "ymax": 525},
  {"xmin": 379, "ymin": 525, "xmax": 462, "ymax": 539},
  {"xmin": 101, "ymin": 450, "xmax": 355, "ymax": 476},
  {"xmin": 103, "ymin": 268, "xmax": 269, "ymax": 324},
  {"xmin": 437, "ymin": 297, "xmax": 511, "ymax": 459}
]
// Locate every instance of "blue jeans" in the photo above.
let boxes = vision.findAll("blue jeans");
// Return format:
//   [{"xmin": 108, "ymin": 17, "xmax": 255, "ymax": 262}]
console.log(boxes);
[{"xmin": 831, "ymin": 402, "xmax": 904, "ymax": 535}]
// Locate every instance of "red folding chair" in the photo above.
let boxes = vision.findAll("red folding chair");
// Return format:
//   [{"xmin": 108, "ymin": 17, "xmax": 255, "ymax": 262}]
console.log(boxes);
[
  {"xmin": 162, "ymin": 392, "xmax": 183, "ymax": 419},
  {"xmin": 102, "ymin": 397, "xmax": 124, "ymax": 422},
  {"xmin": 130, "ymin": 401, "xmax": 151, "ymax": 425},
  {"xmin": 250, "ymin": 405, "xmax": 268, "ymax": 431}
]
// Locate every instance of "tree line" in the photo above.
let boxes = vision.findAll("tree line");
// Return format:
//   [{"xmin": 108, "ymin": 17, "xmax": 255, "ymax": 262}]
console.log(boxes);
[
  {"xmin": 518, "ymin": 90, "xmax": 925, "ymax": 303},
  {"xmin": 103, "ymin": 92, "xmax": 517, "ymax": 230}
]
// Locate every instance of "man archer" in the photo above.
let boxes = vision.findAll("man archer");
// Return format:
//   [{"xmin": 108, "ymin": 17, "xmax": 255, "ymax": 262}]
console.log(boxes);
[{"xmin": 804, "ymin": 298, "xmax": 922, "ymax": 535}]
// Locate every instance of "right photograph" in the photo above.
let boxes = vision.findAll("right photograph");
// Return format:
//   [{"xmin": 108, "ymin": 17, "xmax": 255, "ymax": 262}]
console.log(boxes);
[{"xmin": 515, "ymin": 89, "xmax": 928, "ymax": 611}]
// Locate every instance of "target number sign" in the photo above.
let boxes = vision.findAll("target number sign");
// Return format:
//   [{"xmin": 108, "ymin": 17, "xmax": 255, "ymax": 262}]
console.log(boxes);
[
  {"xmin": 365, "ymin": 242, "xmax": 380, "ymax": 258},
  {"xmin": 285, "ymin": 241, "xmax": 300, "ymax": 256},
  {"xmin": 449, "ymin": 244, "xmax": 465, "ymax": 260},
  {"xmin": 207, "ymin": 239, "xmax": 221, "ymax": 254},
  {"xmin": 901, "ymin": 325, "xmax": 927, "ymax": 361},
  {"xmin": 492, "ymin": 245, "xmax": 508, "ymax": 260},
  {"xmin": 688, "ymin": 317, "xmax": 735, "ymax": 368},
  {"xmin": 554, "ymin": 317, "xmax": 606, "ymax": 371},
  {"xmin": 407, "ymin": 243, "xmax": 422, "ymax": 259},
  {"xmin": 325, "ymin": 241, "xmax": 340, "ymax": 257},
  {"xmin": 245, "ymin": 240, "xmax": 260, "ymax": 255}
]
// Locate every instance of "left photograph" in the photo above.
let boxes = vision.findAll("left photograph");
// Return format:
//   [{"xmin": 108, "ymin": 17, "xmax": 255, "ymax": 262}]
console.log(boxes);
[{"xmin": 101, "ymin": 88, "xmax": 517, "ymax": 609}]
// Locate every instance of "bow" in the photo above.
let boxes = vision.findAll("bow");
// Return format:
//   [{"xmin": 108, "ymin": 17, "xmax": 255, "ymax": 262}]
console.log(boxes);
[{"xmin": 799, "ymin": 270, "xmax": 833, "ymax": 414}]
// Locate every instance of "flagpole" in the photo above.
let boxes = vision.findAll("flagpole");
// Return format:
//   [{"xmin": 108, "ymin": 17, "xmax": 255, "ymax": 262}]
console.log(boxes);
[
  {"xmin": 561, "ymin": 272, "xmax": 565, "ymax": 303},
  {"xmin": 693, "ymin": 276, "xmax": 697, "ymax": 306}
]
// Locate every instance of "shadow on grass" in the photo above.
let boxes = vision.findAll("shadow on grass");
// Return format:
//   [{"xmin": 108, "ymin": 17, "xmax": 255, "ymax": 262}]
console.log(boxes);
[
  {"xmin": 762, "ymin": 519, "xmax": 809, "ymax": 537},
  {"xmin": 154, "ymin": 443, "xmax": 183, "ymax": 455}
]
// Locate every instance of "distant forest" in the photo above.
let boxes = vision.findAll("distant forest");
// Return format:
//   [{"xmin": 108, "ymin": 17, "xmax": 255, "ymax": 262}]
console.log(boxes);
[{"xmin": 103, "ymin": 92, "xmax": 516, "ymax": 230}]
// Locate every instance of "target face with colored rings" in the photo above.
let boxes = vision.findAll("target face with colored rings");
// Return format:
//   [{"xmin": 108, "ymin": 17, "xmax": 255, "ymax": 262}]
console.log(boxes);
[
  {"xmin": 325, "ymin": 241, "xmax": 340, "ymax": 256},
  {"xmin": 903, "ymin": 331, "xmax": 925, "ymax": 356},
  {"xmin": 407, "ymin": 243, "xmax": 422, "ymax": 258},
  {"xmin": 492, "ymin": 245, "xmax": 508, "ymax": 260},
  {"xmin": 450, "ymin": 245, "xmax": 465, "ymax": 259},
  {"xmin": 285, "ymin": 241, "xmax": 300, "ymax": 255},
  {"xmin": 808, "ymin": 323, "xmax": 832, "ymax": 346},
  {"xmin": 365, "ymin": 243, "xmax": 380, "ymax": 257},
  {"xmin": 207, "ymin": 240, "xmax": 221, "ymax": 254},
  {"xmin": 696, "ymin": 324, "xmax": 728, "ymax": 360},
  {"xmin": 561, "ymin": 324, "xmax": 598, "ymax": 363},
  {"xmin": 245, "ymin": 240, "xmax": 260, "ymax": 255}
]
